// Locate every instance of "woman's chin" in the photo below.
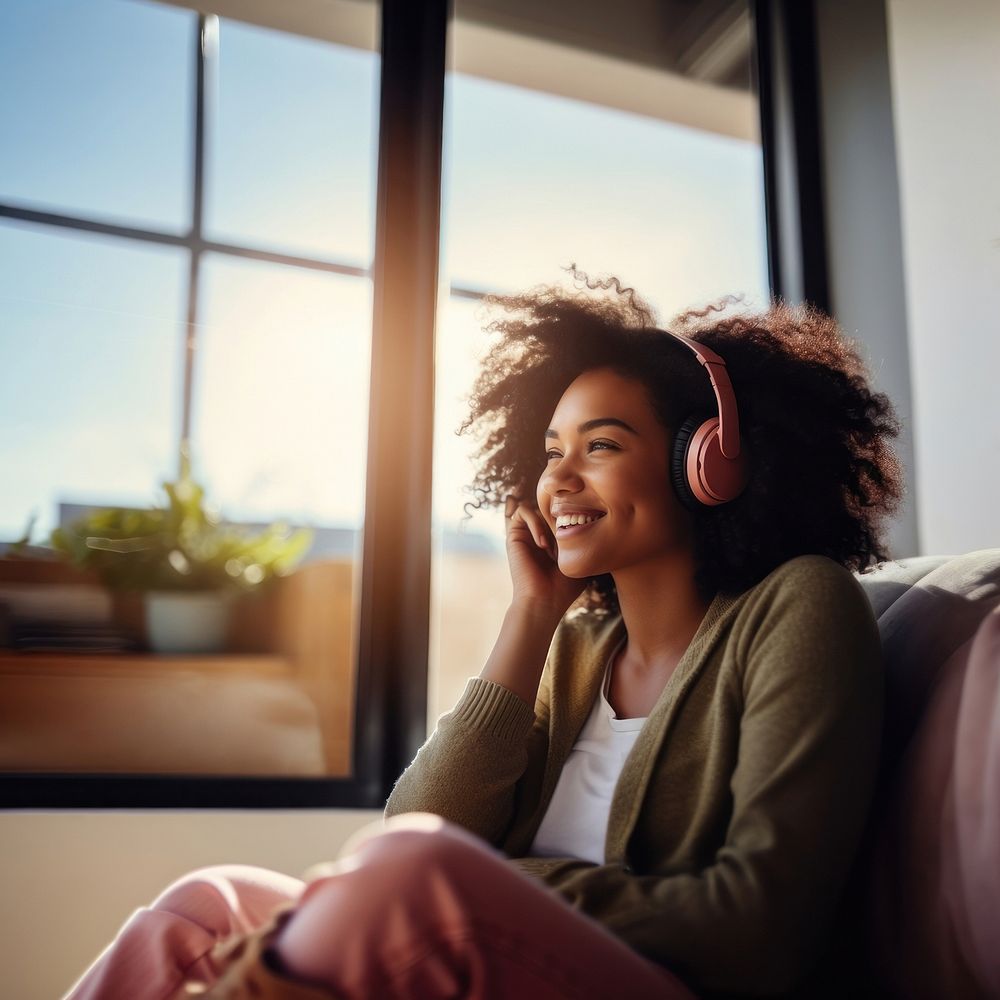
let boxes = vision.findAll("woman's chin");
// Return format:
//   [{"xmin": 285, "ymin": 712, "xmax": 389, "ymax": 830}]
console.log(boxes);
[{"xmin": 556, "ymin": 552, "xmax": 606, "ymax": 579}]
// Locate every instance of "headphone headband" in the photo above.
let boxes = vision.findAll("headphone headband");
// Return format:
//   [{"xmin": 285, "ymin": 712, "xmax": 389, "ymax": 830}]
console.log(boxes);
[{"xmin": 658, "ymin": 330, "xmax": 742, "ymax": 460}]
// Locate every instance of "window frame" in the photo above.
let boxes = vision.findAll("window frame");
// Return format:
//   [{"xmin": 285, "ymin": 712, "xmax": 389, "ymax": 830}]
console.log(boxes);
[{"xmin": 0, "ymin": 0, "xmax": 829, "ymax": 809}]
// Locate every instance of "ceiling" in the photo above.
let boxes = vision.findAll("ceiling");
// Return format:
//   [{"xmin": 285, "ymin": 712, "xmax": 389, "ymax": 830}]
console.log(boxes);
[{"xmin": 458, "ymin": 0, "xmax": 753, "ymax": 90}]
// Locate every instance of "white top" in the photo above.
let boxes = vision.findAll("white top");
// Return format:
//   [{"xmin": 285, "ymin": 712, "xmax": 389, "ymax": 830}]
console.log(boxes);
[{"xmin": 527, "ymin": 637, "xmax": 648, "ymax": 864}]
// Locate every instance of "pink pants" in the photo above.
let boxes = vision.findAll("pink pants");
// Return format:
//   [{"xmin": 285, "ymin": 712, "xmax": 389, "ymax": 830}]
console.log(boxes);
[{"xmin": 64, "ymin": 812, "xmax": 697, "ymax": 1000}]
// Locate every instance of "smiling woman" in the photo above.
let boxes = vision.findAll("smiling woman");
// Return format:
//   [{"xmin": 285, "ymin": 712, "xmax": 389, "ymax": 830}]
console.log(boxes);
[
  {"xmin": 384, "ymin": 267, "xmax": 905, "ymax": 994},
  {"xmin": 387, "ymin": 272, "xmax": 902, "ymax": 996}
]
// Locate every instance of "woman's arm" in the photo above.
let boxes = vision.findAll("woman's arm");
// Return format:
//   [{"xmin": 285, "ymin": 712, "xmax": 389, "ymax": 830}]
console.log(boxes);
[
  {"xmin": 510, "ymin": 561, "xmax": 884, "ymax": 997},
  {"xmin": 384, "ymin": 499, "xmax": 584, "ymax": 844},
  {"xmin": 383, "ymin": 603, "xmax": 560, "ymax": 844},
  {"xmin": 479, "ymin": 600, "xmax": 565, "ymax": 706}
]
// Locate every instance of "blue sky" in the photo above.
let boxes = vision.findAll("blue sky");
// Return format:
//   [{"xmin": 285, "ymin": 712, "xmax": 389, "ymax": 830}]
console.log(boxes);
[{"xmin": 0, "ymin": 0, "xmax": 768, "ymax": 546}]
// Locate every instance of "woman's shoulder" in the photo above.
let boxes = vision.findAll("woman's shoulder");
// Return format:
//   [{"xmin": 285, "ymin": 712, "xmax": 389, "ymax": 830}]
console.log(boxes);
[
  {"xmin": 733, "ymin": 554, "xmax": 881, "ymax": 661},
  {"xmin": 728, "ymin": 557, "xmax": 886, "ymax": 730},
  {"xmin": 748, "ymin": 553, "xmax": 869, "ymax": 604}
]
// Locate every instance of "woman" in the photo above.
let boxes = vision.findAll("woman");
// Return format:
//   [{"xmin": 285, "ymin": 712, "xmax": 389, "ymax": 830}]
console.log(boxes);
[{"xmin": 65, "ymin": 272, "xmax": 903, "ymax": 1000}]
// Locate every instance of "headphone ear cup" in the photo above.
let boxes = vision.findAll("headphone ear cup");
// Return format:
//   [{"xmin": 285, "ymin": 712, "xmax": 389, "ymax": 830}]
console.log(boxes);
[{"xmin": 670, "ymin": 416, "xmax": 703, "ymax": 512}]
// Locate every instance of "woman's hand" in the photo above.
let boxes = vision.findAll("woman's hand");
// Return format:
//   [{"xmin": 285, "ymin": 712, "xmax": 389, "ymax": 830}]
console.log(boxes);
[
  {"xmin": 503, "ymin": 495, "xmax": 586, "ymax": 618},
  {"xmin": 471, "ymin": 496, "xmax": 585, "ymax": 706}
]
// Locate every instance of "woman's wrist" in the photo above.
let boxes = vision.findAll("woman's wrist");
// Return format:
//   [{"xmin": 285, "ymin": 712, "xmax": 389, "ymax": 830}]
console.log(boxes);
[
  {"xmin": 479, "ymin": 600, "xmax": 563, "ymax": 707},
  {"xmin": 506, "ymin": 596, "xmax": 567, "ymax": 630}
]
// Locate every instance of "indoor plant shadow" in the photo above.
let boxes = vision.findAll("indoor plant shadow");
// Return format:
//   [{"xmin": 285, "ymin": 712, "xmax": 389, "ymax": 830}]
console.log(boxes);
[{"xmin": 48, "ymin": 455, "xmax": 313, "ymax": 654}]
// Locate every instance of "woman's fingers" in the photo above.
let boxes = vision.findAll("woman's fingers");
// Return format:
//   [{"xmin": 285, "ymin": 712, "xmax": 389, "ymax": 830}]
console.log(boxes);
[
  {"xmin": 521, "ymin": 505, "xmax": 555, "ymax": 558},
  {"xmin": 530, "ymin": 509, "xmax": 555, "ymax": 556},
  {"xmin": 510, "ymin": 508, "xmax": 538, "ymax": 549},
  {"xmin": 501, "ymin": 495, "xmax": 582, "ymax": 612},
  {"xmin": 505, "ymin": 496, "xmax": 550, "ymax": 553}
]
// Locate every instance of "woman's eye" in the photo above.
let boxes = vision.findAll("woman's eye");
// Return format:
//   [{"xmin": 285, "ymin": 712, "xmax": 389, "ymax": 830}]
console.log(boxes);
[{"xmin": 544, "ymin": 440, "xmax": 617, "ymax": 460}]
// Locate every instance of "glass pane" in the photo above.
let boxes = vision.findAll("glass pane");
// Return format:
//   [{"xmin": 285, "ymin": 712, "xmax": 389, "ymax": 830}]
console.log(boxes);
[
  {"xmin": 0, "ymin": 242, "xmax": 372, "ymax": 780},
  {"xmin": 194, "ymin": 254, "xmax": 371, "ymax": 530},
  {"xmin": 187, "ymin": 253, "xmax": 373, "ymax": 778},
  {"xmin": 206, "ymin": 19, "xmax": 378, "ymax": 264},
  {"xmin": 442, "ymin": 65, "xmax": 767, "ymax": 312},
  {"xmin": 0, "ymin": 0, "xmax": 194, "ymax": 231},
  {"xmin": 0, "ymin": 224, "xmax": 186, "ymax": 543},
  {"xmin": 429, "ymin": 298, "xmax": 512, "ymax": 722},
  {"xmin": 430, "ymin": 0, "xmax": 769, "ymax": 724}
]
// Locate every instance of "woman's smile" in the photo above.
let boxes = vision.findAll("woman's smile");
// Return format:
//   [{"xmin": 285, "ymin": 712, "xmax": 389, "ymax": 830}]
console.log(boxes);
[
  {"xmin": 552, "ymin": 504, "xmax": 607, "ymax": 536},
  {"xmin": 555, "ymin": 512, "xmax": 606, "ymax": 538}
]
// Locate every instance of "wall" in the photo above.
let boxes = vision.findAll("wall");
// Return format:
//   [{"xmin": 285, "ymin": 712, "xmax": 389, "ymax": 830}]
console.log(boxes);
[
  {"xmin": 814, "ymin": 0, "xmax": 918, "ymax": 560},
  {"xmin": 0, "ymin": 809, "xmax": 379, "ymax": 999},
  {"xmin": 886, "ymin": 0, "xmax": 1000, "ymax": 554}
]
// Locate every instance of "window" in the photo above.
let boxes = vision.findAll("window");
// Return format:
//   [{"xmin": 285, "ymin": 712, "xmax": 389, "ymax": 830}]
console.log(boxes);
[{"xmin": 0, "ymin": 0, "xmax": 380, "ymax": 791}]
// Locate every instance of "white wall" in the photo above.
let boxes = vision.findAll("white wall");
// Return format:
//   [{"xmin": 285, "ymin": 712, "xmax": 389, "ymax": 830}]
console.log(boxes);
[
  {"xmin": 886, "ymin": 0, "xmax": 1000, "ymax": 555},
  {"xmin": 0, "ymin": 809, "xmax": 379, "ymax": 999},
  {"xmin": 815, "ymin": 0, "xmax": 918, "ymax": 560}
]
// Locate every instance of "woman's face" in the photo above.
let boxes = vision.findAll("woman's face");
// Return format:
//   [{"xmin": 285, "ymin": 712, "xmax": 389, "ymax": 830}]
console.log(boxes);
[{"xmin": 535, "ymin": 367, "xmax": 693, "ymax": 579}]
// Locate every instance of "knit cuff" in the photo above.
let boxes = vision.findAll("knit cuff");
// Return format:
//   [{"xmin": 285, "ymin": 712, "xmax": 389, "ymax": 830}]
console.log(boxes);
[{"xmin": 448, "ymin": 677, "xmax": 536, "ymax": 742}]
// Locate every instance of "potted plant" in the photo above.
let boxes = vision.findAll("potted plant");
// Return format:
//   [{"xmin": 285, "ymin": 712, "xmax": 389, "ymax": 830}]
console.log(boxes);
[{"xmin": 49, "ymin": 456, "xmax": 313, "ymax": 654}]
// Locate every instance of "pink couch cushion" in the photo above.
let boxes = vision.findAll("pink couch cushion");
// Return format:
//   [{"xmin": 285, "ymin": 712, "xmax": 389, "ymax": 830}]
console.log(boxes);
[
  {"xmin": 857, "ymin": 551, "xmax": 1000, "ymax": 999},
  {"xmin": 952, "ymin": 606, "xmax": 1000, "ymax": 995}
]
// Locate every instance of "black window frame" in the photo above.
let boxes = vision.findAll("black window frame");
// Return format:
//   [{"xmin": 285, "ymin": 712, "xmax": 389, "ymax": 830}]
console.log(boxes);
[{"xmin": 0, "ymin": 0, "xmax": 827, "ymax": 809}]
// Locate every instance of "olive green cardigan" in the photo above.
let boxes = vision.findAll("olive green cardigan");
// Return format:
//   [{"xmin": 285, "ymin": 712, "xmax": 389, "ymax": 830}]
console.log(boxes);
[{"xmin": 384, "ymin": 555, "xmax": 884, "ymax": 997}]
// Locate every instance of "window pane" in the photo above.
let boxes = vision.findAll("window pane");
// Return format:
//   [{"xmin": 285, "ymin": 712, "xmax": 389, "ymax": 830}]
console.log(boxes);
[
  {"xmin": 0, "ymin": 243, "xmax": 372, "ymax": 779},
  {"xmin": 0, "ymin": 225, "xmax": 186, "ymax": 543},
  {"xmin": 194, "ymin": 254, "xmax": 371, "ymax": 530},
  {"xmin": 430, "ymin": 0, "xmax": 769, "ymax": 724},
  {"xmin": 205, "ymin": 19, "xmax": 378, "ymax": 264},
  {"xmin": 442, "ymin": 61, "xmax": 768, "ymax": 312},
  {"xmin": 429, "ymin": 299, "xmax": 513, "ymax": 722},
  {"xmin": 0, "ymin": 0, "xmax": 194, "ymax": 231}
]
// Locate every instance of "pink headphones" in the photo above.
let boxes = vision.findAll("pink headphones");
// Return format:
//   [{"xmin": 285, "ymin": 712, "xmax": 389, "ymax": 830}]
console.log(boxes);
[{"xmin": 659, "ymin": 330, "xmax": 750, "ymax": 510}]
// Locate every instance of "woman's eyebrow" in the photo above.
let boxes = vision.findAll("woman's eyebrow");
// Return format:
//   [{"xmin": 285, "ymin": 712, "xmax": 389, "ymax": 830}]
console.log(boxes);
[{"xmin": 545, "ymin": 417, "xmax": 639, "ymax": 439}]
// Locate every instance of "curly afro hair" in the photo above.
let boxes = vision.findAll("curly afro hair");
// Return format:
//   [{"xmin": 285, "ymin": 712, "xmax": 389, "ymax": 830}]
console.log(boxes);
[{"xmin": 458, "ymin": 268, "xmax": 905, "ymax": 611}]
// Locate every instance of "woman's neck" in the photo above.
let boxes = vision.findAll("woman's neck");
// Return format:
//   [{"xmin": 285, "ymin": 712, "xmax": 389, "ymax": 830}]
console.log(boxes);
[{"xmin": 611, "ymin": 555, "xmax": 714, "ymax": 674}]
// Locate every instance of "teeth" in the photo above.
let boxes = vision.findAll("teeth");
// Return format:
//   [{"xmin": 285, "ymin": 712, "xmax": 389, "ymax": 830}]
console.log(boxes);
[{"xmin": 555, "ymin": 513, "xmax": 601, "ymax": 528}]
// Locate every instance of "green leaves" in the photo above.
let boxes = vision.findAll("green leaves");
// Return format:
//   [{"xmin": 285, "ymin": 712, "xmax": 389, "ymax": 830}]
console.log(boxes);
[{"xmin": 49, "ymin": 464, "xmax": 314, "ymax": 593}]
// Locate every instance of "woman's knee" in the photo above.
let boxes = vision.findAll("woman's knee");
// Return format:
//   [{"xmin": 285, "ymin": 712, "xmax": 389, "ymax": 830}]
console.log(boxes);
[
  {"xmin": 345, "ymin": 813, "xmax": 501, "ymax": 884},
  {"xmin": 277, "ymin": 818, "xmax": 500, "ymax": 984},
  {"xmin": 295, "ymin": 814, "xmax": 500, "ymax": 919},
  {"xmin": 300, "ymin": 816, "xmax": 507, "ymax": 932}
]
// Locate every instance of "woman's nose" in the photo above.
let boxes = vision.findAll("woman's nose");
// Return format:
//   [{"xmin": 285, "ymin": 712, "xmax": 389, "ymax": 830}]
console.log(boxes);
[{"xmin": 539, "ymin": 455, "xmax": 583, "ymax": 496}]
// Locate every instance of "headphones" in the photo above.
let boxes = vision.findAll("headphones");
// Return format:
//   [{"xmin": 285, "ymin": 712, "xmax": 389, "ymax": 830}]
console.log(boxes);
[{"xmin": 656, "ymin": 329, "xmax": 750, "ymax": 512}]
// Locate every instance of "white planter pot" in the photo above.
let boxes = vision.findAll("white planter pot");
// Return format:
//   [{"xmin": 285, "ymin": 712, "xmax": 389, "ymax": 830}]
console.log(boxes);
[{"xmin": 144, "ymin": 590, "xmax": 234, "ymax": 654}]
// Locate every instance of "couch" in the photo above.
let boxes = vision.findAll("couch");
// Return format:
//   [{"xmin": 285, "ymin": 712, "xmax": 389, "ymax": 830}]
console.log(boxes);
[{"xmin": 797, "ymin": 548, "xmax": 1000, "ymax": 999}]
